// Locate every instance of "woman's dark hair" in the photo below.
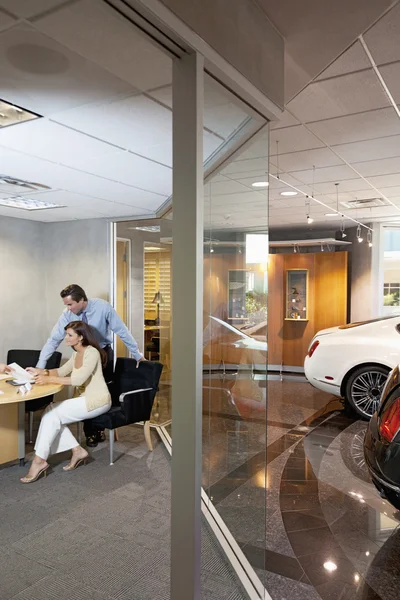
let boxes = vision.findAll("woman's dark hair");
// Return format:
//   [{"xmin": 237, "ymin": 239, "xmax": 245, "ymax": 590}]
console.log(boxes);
[
  {"xmin": 60, "ymin": 284, "xmax": 87, "ymax": 302},
  {"xmin": 64, "ymin": 321, "xmax": 107, "ymax": 367}
]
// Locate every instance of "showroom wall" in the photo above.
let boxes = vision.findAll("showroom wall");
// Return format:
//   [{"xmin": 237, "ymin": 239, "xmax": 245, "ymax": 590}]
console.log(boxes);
[{"xmin": 347, "ymin": 225, "xmax": 374, "ymax": 322}]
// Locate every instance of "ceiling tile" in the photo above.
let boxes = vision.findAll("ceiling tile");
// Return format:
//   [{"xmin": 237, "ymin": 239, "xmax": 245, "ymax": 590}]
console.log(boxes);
[
  {"xmin": 332, "ymin": 135, "xmax": 400, "ymax": 163},
  {"xmin": 378, "ymin": 62, "xmax": 400, "ymax": 103},
  {"xmin": 271, "ymin": 125, "xmax": 325, "ymax": 154},
  {"xmin": 313, "ymin": 178, "xmax": 374, "ymax": 194},
  {"xmin": 367, "ymin": 174, "xmax": 400, "ymax": 189},
  {"xmin": 221, "ymin": 158, "xmax": 269, "ymax": 176},
  {"xmin": 276, "ymin": 147, "xmax": 344, "ymax": 172},
  {"xmin": 27, "ymin": 190, "xmax": 150, "ymax": 218},
  {"xmin": 51, "ymin": 93, "xmax": 172, "ymax": 160},
  {"xmin": 0, "ymin": 24, "xmax": 134, "ymax": 116},
  {"xmin": 206, "ymin": 180, "xmax": 252, "ymax": 196},
  {"xmin": 288, "ymin": 70, "xmax": 389, "ymax": 123},
  {"xmin": 0, "ymin": 146, "xmax": 167, "ymax": 210},
  {"xmin": 33, "ymin": 0, "xmax": 172, "ymax": 91},
  {"xmin": 289, "ymin": 164, "xmax": 360, "ymax": 184},
  {"xmin": 82, "ymin": 151, "xmax": 172, "ymax": 196},
  {"xmin": 363, "ymin": 3, "xmax": 400, "ymax": 66},
  {"xmin": 308, "ymin": 107, "xmax": 400, "ymax": 146},
  {"xmin": 316, "ymin": 41, "xmax": 371, "ymax": 80},
  {"xmin": 377, "ymin": 186, "xmax": 400, "ymax": 198},
  {"xmin": 0, "ymin": 119, "xmax": 121, "ymax": 166},
  {"xmin": 235, "ymin": 135, "xmax": 269, "ymax": 161},
  {"xmin": 352, "ymin": 157, "xmax": 400, "ymax": 178}
]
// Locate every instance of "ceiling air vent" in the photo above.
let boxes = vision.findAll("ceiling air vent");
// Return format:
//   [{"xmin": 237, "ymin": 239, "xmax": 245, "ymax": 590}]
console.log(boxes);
[{"xmin": 340, "ymin": 198, "xmax": 389, "ymax": 209}]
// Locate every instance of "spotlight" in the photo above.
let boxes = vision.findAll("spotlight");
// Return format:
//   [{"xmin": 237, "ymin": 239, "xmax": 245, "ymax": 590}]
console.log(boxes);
[
  {"xmin": 307, "ymin": 215, "xmax": 314, "ymax": 224},
  {"xmin": 341, "ymin": 231, "xmax": 347, "ymax": 239},
  {"xmin": 358, "ymin": 237, "xmax": 363, "ymax": 243},
  {"xmin": 357, "ymin": 225, "xmax": 363, "ymax": 243},
  {"xmin": 367, "ymin": 230, "xmax": 373, "ymax": 248},
  {"xmin": 210, "ymin": 247, "xmax": 214, "ymax": 253}
]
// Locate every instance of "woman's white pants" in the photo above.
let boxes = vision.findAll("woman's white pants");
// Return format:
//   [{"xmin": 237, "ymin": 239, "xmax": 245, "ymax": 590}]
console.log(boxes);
[{"xmin": 34, "ymin": 396, "xmax": 110, "ymax": 460}]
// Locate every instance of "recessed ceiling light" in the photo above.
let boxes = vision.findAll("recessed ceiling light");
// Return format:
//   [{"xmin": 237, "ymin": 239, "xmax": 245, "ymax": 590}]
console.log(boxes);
[
  {"xmin": 0, "ymin": 196, "xmax": 63, "ymax": 210},
  {"xmin": 252, "ymin": 181, "xmax": 269, "ymax": 188},
  {"xmin": 325, "ymin": 213, "xmax": 337, "ymax": 217},
  {"xmin": 280, "ymin": 191, "xmax": 298, "ymax": 196}
]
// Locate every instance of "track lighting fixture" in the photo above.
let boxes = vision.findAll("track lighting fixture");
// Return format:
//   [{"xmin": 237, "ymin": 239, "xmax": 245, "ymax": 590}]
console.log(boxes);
[
  {"xmin": 340, "ymin": 217, "xmax": 347, "ymax": 239},
  {"xmin": 307, "ymin": 215, "xmax": 314, "ymax": 224},
  {"xmin": 357, "ymin": 224, "xmax": 363, "ymax": 243},
  {"xmin": 321, "ymin": 243, "xmax": 324, "ymax": 252},
  {"xmin": 367, "ymin": 230, "xmax": 373, "ymax": 248}
]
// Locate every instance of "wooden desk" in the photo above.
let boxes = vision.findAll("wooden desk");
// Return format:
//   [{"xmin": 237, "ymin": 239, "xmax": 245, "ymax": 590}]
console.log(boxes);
[{"xmin": 0, "ymin": 380, "xmax": 63, "ymax": 466}]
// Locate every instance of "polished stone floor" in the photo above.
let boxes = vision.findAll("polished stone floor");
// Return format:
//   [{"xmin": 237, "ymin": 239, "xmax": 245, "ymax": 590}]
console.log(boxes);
[{"xmin": 195, "ymin": 374, "xmax": 400, "ymax": 600}]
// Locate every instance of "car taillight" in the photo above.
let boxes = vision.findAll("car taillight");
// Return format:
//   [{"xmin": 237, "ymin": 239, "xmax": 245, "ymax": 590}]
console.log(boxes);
[
  {"xmin": 380, "ymin": 398, "xmax": 400, "ymax": 442},
  {"xmin": 308, "ymin": 340, "xmax": 320, "ymax": 358}
]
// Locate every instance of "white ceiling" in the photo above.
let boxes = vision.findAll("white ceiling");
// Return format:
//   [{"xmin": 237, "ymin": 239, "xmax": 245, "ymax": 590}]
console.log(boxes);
[
  {"xmin": 207, "ymin": 2, "xmax": 400, "ymax": 232},
  {"xmin": 0, "ymin": 0, "xmax": 248, "ymax": 222},
  {"xmin": 1, "ymin": 0, "xmax": 400, "ymax": 234}
]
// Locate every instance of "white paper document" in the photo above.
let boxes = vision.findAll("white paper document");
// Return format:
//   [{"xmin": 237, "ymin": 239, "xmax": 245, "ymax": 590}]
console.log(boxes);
[{"xmin": 7, "ymin": 363, "xmax": 34, "ymax": 384}]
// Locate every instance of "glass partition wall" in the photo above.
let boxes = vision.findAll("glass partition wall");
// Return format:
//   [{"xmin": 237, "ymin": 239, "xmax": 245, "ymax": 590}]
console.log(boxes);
[
  {"xmin": 203, "ymin": 136, "xmax": 269, "ymax": 591},
  {"xmin": 114, "ymin": 71, "xmax": 270, "ymax": 598}
]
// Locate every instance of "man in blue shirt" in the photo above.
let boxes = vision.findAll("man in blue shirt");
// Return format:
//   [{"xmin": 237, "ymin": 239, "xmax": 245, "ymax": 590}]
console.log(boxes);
[{"xmin": 37, "ymin": 284, "xmax": 144, "ymax": 446}]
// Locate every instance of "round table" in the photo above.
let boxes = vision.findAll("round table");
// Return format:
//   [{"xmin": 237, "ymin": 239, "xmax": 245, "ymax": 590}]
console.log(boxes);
[{"xmin": 0, "ymin": 379, "xmax": 63, "ymax": 465}]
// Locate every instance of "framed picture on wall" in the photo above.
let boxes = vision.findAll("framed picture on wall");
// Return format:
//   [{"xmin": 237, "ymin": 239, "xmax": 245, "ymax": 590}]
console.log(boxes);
[{"xmin": 285, "ymin": 269, "xmax": 308, "ymax": 321}]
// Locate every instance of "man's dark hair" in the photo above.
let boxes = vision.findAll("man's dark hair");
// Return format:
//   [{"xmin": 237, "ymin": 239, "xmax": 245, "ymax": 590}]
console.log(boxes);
[{"xmin": 60, "ymin": 284, "xmax": 87, "ymax": 302}]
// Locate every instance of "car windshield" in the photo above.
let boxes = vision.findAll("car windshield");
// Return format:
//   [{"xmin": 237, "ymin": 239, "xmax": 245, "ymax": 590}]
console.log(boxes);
[{"xmin": 338, "ymin": 315, "xmax": 400, "ymax": 330}]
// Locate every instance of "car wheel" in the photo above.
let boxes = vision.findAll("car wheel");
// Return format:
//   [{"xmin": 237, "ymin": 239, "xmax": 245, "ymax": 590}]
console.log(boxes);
[{"xmin": 345, "ymin": 365, "xmax": 389, "ymax": 420}]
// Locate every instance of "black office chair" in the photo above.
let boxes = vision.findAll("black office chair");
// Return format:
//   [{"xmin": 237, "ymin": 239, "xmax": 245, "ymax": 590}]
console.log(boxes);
[
  {"xmin": 89, "ymin": 358, "xmax": 163, "ymax": 465},
  {"xmin": 7, "ymin": 349, "xmax": 62, "ymax": 443},
  {"xmin": 145, "ymin": 336, "xmax": 160, "ymax": 361}
]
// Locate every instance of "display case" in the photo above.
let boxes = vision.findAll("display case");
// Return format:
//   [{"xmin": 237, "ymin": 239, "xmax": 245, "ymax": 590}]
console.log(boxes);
[{"xmin": 285, "ymin": 269, "xmax": 308, "ymax": 321}]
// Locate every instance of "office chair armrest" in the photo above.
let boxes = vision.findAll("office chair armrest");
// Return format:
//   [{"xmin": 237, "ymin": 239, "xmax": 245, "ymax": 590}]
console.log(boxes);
[{"xmin": 119, "ymin": 388, "xmax": 153, "ymax": 403}]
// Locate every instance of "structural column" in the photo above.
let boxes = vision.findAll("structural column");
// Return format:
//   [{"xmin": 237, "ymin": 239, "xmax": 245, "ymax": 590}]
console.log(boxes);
[{"xmin": 171, "ymin": 52, "xmax": 204, "ymax": 600}]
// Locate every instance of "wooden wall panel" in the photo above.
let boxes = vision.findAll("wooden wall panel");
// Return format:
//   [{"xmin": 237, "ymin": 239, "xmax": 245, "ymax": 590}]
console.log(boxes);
[
  {"xmin": 267, "ymin": 254, "xmax": 284, "ymax": 366},
  {"xmin": 314, "ymin": 252, "xmax": 348, "ymax": 333},
  {"xmin": 203, "ymin": 250, "xmax": 348, "ymax": 369},
  {"xmin": 268, "ymin": 251, "xmax": 348, "ymax": 368}
]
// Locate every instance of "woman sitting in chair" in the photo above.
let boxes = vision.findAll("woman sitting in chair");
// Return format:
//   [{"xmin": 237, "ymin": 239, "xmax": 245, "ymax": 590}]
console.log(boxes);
[{"xmin": 22, "ymin": 321, "xmax": 111, "ymax": 484}]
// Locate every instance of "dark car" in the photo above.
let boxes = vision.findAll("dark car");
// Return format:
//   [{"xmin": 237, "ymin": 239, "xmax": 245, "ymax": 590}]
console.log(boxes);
[{"xmin": 364, "ymin": 365, "xmax": 400, "ymax": 510}]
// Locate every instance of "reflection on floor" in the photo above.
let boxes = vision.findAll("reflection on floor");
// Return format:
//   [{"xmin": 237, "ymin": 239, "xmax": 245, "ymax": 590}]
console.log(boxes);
[
  {"xmin": 0, "ymin": 424, "xmax": 247, "ymax": 600},
  {"xmin": 198, "ymin": 375, "xmax": 400, "ymax": 600}
]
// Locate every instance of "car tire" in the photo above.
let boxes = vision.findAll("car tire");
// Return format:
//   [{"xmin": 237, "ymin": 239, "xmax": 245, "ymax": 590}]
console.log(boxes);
[{"xmin": 344, "ymin": 365, "xmax": 390, "ymax": 420}]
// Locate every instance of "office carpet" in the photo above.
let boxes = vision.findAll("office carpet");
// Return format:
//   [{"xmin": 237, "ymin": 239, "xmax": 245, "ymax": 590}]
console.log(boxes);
[{"xmin": 0, "ymin": 424, "xmax": 248, "ymax": 600}]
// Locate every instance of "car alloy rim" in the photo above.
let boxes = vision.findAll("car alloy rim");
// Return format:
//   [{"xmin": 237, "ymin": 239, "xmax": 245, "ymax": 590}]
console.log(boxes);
[{"xmin": 351, "ymin": 371, "xmax": 387, "ymax": 416}]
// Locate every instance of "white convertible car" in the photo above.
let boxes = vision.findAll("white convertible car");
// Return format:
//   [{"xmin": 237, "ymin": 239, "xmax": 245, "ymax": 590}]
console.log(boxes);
[{"xmin": 304, "ymin": 315, "xmax": 400, "ymax": 419}]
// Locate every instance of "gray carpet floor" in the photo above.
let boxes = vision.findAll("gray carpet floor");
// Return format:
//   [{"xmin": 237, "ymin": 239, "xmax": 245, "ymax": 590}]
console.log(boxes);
[{"xmin": 0, "ymin": 423, "xmax": 248, "ymax": 600}]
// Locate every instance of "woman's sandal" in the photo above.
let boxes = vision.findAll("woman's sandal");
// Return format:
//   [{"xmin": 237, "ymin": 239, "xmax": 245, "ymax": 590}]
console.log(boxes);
[
  {"xmin": 20, "ymin": 465, "xmax": 49, "ymax": 484},
  {"xmin": 63, "ymin": 455, "xmax": 89, "ymax": 471}
]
